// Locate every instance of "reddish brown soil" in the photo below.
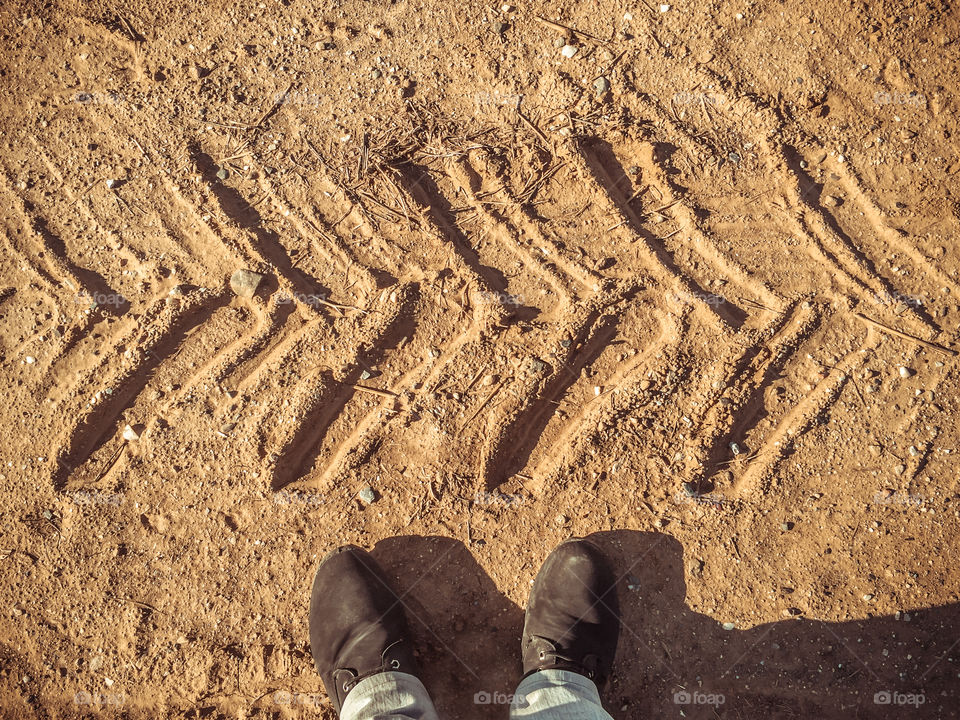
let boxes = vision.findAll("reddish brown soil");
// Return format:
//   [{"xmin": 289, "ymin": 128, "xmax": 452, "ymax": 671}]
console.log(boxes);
[{"xmin": 1, "ymin": 0, "xmax": 959, "ymax": 717}]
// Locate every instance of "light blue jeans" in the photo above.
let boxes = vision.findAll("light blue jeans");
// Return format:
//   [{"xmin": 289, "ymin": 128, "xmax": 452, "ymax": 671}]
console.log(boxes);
[{"xmin": 340, "ymin": 669, "xmax": 614, "ymax": 720}]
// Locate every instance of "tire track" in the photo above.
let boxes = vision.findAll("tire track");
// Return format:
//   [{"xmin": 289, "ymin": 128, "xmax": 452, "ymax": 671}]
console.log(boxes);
[
  {"xmin": 830, "ymin": 158, "xmax": 960, "ymax": 298},
  {"xmin": 52, "ymin": 288, "xmax": 228, "ymax": 489},
  {"xmin": 568, "ymin": 139, "xmax": 744, "ymax": 330},
  {"xmin": 731, "ymin": 324, "xmax": 882, "ymax": 496},
  {"xmin": 687, "ymin": 300, "xmax": 821, "ymax": 490},
  {"xmin": 627, "ymin": 140, "xmax": 782, "ymax": 313},
  {"xmin": 476, "ymin": 284, "xmax": 639, "ymax": 489},
  {"xmin": 766, "ymin": 139, "xmax": 938, "ymax": 333},
  {"xmin": 250, "ymin": 172, "xmax": 383, "ymax": 303},
  {"xmin": 312, "ymin": 302, "xmax": 481, "ymax": 488},
  {"xmin": 269, "ymin": 283, "xmax": 420, "ymax": 490},
  {"xmin": 445, "ymin": 156, "xmax": 600, "ymax": 302},
  {"xmin": 526, "ymin": 307, "xmax": 675, "ymax": 490}
]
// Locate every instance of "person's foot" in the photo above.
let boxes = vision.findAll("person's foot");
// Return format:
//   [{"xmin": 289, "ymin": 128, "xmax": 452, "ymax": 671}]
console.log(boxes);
[
  {"xmin": 522, "ymin": 538, "xmax": 620, "ymax": 687},
  {"xmin": 309, "ymin": 545, "xmax": 420, "ymax": 712}
]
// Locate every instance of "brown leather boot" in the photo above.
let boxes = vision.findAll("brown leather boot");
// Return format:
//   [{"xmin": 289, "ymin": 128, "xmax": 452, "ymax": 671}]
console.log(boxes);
[
  {"xmin": 309, "ymin": 545, "xmax": 420, "ymax": 712},
  {"xmin": 521, "ymin": 538, "xmax": 620, "ymax": 687}
]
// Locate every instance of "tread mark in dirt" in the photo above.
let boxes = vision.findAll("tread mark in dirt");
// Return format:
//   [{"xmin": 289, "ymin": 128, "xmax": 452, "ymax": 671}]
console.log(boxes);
[
  {"xmin": 571, "ymin": 139, "xmax": 746, "ymax": 329},
  {"xmin": 392, "ymin": 163, "xmax": 514, "ymax": 296},
  {"xmin": 731, "ymin": 329, "xmax": 882, "ymax": 496},
  {"xmin": 767, "ymin": 140, "xmax": 938, "ymax": 333},
  {"xmin": 472, "ymin": 157, "xmax": 605, "ymax": 292},
  {"xmin": 270, "ymin": 284, "xmax": 420, "ymax": 490},
  {"xmin": 444, "ymin": 158, "xmax": 586, "ymax": 308},
  {"xmin": 478, "ymin": 290, "xmax": 638, "ymax": 490},
  {"xmin": 53, "ymin": 291, "xmax": 229, "ymax": 490},
  {"xmin": 250, "ymin": 172, "xmax": 384, "ymax": 301},
  {"xmin": 528, "ymin": 309, "xmax": 676, "ymax": 489},
  {"xmin": 312, "ymin": 308, "xmax": 482, "ymax": 489},
  {"xmin": 831, "ymin": 158, "xmax": 960, "ymax": 299},
  {"xmin": 687, "ymin": 301, "xmax": 821, "ymax": 490},
  {"xmin": 628, "ymin": 140, "xmax": 783, "ymax": 312},
  {"xmin": 190, "ymin": 147, "xmax": 338, "ymax": 315}
]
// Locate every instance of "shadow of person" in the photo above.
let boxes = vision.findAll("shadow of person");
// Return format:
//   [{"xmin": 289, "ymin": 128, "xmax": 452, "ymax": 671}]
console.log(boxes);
[
  {"xmin": 371, "ymin": 535, "xmax": 525, "ymax": 719},
  {"xmin": 363, "ymin": 532, "xmax": 956, "ymax": 719},
  {"xmin": 586, "ymin": 530, "xmax": 958, "ymax": 719}
]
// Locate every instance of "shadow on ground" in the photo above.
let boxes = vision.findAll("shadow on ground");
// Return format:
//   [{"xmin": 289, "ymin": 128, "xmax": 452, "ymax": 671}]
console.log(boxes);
[{"xmin": 369, "ymin": 531, "xmax": 957, "ymax": 719}]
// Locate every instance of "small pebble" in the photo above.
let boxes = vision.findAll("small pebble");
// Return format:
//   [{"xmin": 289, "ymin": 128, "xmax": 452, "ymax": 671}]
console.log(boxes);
[
  {"xmin": 781, "ymin": 522, "xmax": 793, "ymax": 531},
  {"xmin": 722, "ymin": 622, "xmax": 735, "ymax": 630},
  {"xmin": 360, "ymin": 370, "xmax": 372, "ymax": 381},
  {"xmin": 230, "ymin": 269, "xmax": 265, "ymax": 299},
  {"xmin": 898, "ymin": 366, "xmax": 914, "ymax": 378},
  {"xmin": 216, "ymin": 167, "xmax": 229, "ymax": 181},
  {"xmin": 862, "ymin": 594, "xmax": 874, "ymax": 602},
  {"xmin": 24, "ymin": 356, "xmax": 35, "ymax": 364},
  {"xmin": 560, "ymin": 44, "xmax": 578, "ymax": 58},
  {"xmin": 105, "ymin": 178, "xmax": 117, "ymax": 189},
  {"xmin": 358, "ymin": 487, "xmax": 377, "ymax": 505},
  {"xmin": 729, "ymin": 441, "xmax": 741, "ymax": 456},
  {"xmin": 660, "ymin": 3, "xmax": 671, "ymax": 11},
  {"xmin": 122, "ymin": 424, "xmax": 140, "ymax": 441},
  {"xmin": 593, "ymin": 77, "xmax": 611, "ymax": 95}
]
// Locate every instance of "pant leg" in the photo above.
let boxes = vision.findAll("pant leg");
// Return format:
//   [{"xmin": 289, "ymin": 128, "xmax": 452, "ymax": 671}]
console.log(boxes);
[
  {"xmin": 509, "ymin": 669, "xmax": 614, "ymax": 720},
  {"xmin": 339, "ymin": 671, "xmax": 441, "ymax": 720}
]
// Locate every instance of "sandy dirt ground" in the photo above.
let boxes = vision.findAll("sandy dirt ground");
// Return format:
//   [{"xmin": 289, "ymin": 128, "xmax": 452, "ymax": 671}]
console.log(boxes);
[{"xmin": 1, "ymin": 0, "xmax": 959, "ymax": 717}]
